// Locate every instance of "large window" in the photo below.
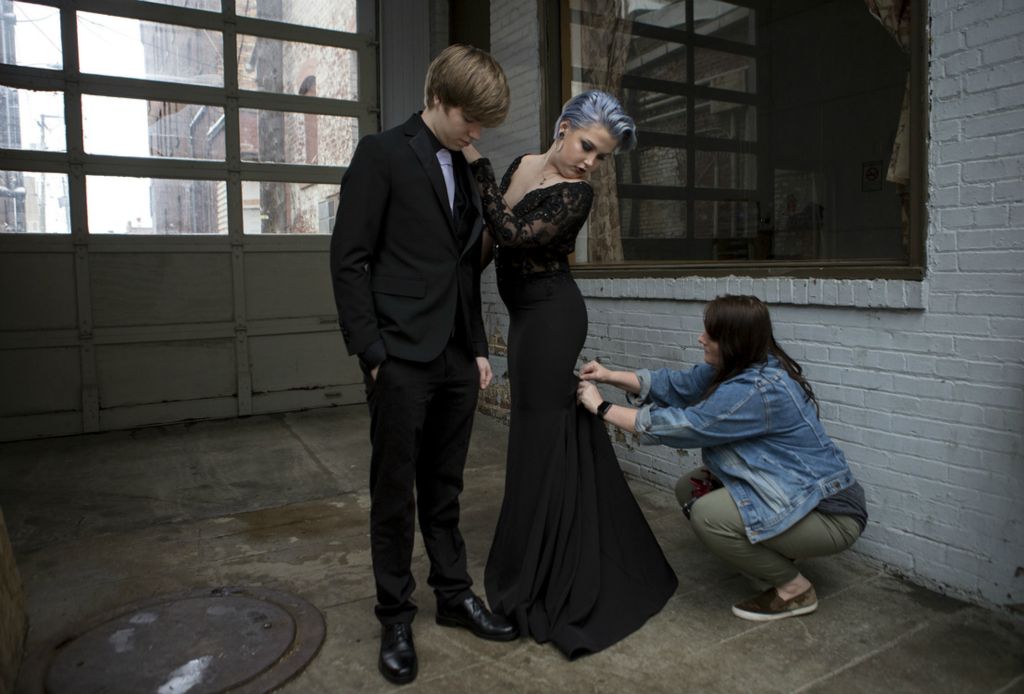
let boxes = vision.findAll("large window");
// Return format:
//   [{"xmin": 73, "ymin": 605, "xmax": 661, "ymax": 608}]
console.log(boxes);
[
  {"xmin": 0, "ymin": 0, "xmax": 376, "ymax": 235},
  {"xmin": 548, "ymin": 0, "xmax": 924, "ymax": 278}
]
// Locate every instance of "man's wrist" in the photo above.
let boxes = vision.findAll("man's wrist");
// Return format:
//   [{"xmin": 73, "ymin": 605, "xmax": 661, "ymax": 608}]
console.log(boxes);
[{"xmin": 596, "ymin": 401, "xmax": 613, "ymax": 419}]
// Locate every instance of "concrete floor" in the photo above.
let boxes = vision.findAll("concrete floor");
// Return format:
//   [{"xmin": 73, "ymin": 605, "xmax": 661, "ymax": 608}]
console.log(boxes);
[{"xmin": 2, "ymin": 406, "xmax": 1023, "ymax": 693}]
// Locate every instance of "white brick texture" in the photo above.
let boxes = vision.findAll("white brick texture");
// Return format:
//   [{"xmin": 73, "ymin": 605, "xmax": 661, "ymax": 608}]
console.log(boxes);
[{"xmin": 482, "ymin": 0, "xmax": 1024, "ymax": 612}]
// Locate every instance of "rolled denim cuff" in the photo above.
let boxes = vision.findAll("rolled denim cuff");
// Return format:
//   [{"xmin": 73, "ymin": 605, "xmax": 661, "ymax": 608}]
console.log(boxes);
[
  {"xmin": 626, "ymin": 369, "xmax": 653, "ymax": 406},
  {"xmin": 633, "ymin": 403, "xmax": 660, "ymax": 445}
]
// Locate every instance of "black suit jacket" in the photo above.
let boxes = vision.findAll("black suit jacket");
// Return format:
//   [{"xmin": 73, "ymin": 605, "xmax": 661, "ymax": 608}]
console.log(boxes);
[{"xmin": 330, "ymin": 113, "xmax": 488, "ymax": 363}]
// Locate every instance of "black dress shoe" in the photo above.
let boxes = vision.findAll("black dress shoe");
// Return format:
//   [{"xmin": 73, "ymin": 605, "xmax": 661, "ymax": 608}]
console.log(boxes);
[
  {"xmin": 379, "ymin": 623, "xmax": 417, "ymax": 685},
  {"xmin": 435, "ymin": 594, "xmax": 518, "ymax": 641}
]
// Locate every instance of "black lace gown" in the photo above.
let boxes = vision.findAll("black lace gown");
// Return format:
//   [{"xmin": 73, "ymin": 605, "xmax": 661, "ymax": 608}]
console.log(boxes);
[{"xmin": 469, "ymin": 155, "xmax": 678, "ymax": 659}]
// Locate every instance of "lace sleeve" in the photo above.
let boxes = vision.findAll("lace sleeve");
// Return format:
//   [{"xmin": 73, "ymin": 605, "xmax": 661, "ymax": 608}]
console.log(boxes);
[{"xmin": 470, "ymin": 158, "xmax": 593, "ymax": 249}]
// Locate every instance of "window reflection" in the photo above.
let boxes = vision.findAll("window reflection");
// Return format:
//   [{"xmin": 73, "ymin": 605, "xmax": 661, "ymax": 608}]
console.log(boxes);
[
  {"xmin": 566, "ymin": 0, "xmax": 910, "ymax": 265},
  {"xmin": 694, "ymin": 48, "xmax": 755, "ymax": 93},
  {"xmin": 695, "ymin": 98, "xmax": 756, "ymax": 141},
  {"xmin": 619, "ymin": 147, "xmax": 687, "ymax": 187},
  {"xmin": 618, "ymin": 199, "xmax": 688, "ymax": 262},
  {"xmin": 694, "ymin": 1, "xmax": 755, "ymax": 44},
  {"xmin": 695, "ymin": 151, "xmax": 756, "ymax": 190}
]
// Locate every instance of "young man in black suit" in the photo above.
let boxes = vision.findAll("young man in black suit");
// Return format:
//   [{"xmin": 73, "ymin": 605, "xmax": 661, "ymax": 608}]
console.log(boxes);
[{"xmin": 329, "ymin": 44, "xmax": 515, "ymax": 685}]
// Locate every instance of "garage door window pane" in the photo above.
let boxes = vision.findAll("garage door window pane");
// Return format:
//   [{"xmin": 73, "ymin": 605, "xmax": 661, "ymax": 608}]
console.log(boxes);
[
  {"xmin": 83, "ymin": 96, "xmax": 226, "ymax": 160},
  {"xmin": 242, "ymin": 181, "xmax": 338, "ymax": 234},
  {"xmin": 239, "ymin": 109, "xmax": 359, "ymax": 166},
  {"xmin": 1, "ymin": 2, "xmax": 62, "ymax": 69},
  {"xmin": 78, "ymin": 12, "xmax": 223, "ymax": 87},
  {"xmin": 238, "ymin": 34, "xmax": 358, "ymax": 101},
  {"xmin": 1, "ymin": 88, "xmax": 65, "ymax": 152},
  {"xmin": 0, "ymin": 170, "xmax": 70, "ymax": 233},
  {"xmin": 87, "ymin": 176, "xmax": 227, "ymax": 234},
  {"xmin": 235, "ymin": 1, "xmax": 358, "ymax": 33}
]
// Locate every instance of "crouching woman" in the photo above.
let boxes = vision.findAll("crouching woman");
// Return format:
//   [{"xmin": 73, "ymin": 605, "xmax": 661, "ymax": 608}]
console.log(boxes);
[{"xmin": 576, "ymin": 294, "xmax": 867, "ymax": 622}]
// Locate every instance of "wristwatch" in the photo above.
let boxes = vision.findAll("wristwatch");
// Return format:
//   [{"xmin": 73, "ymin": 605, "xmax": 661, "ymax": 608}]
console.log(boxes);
[{"xmin": 596, "ymin": 401, "xmax": 613, "ymax": 419}]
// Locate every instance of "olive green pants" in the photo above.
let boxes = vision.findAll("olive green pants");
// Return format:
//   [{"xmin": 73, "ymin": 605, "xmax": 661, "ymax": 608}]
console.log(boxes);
[{"xmin": 675, "ymin": 470, "xmax": 861, "ymax": 588}]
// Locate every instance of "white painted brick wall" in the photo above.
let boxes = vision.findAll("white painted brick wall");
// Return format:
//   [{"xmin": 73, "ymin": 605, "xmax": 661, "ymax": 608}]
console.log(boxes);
[
  {"xmin": 483, "ymin": 0, "xmax": 1024, "ymax": 612},
  {"xmin": 479, "ymin": 1, "xmax": 542, "ymax": 401}
]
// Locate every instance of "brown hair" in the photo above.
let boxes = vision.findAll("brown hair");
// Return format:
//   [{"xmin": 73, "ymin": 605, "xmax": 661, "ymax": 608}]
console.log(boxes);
[
  {"xmin": 701, "ymin": 295, "xmax": 818, "ymax": 411},
  {"xmin": 423, "ymin": 44, "xmax": 510, "ymax": 128}
]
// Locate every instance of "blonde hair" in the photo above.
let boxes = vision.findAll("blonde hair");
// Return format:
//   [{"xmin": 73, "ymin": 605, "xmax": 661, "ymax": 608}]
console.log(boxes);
[{"xmin": 423, "ymin": 44, "xmax": 510, "ymax": 128}]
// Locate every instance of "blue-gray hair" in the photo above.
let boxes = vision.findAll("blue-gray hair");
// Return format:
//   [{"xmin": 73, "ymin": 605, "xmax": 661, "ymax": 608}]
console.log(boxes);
[{"xmin": 553, "ymin": 90, "xmax": 637, "ymax": 152}]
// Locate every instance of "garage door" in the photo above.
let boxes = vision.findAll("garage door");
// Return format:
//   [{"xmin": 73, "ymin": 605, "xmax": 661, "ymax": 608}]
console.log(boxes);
[{"xmin": 0, "ymin": 0, "xmax": 377, "ymax": 440}]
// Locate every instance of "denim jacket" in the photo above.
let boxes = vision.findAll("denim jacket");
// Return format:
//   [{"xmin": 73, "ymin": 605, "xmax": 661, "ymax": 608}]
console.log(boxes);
[{"xmin": 631, "ymin": 356, "xmax": 856, "ymax": 543}]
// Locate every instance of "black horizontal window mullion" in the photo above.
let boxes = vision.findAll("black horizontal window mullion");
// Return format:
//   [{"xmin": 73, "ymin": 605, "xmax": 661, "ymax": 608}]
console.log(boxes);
[
  {"xmin": 80, "ymin": 156, "xmax": 226, "ymax": 179},
  {"xmin": 630, "ymin": 133, "xmax": 757, "ymax": 154},
  {"xmin": 635, "ymin": 132, "xmax": 688, "ymax": 148},
  {"xmin": 624, "ymin": 45, "xmax": 687, "ymax": 76},
  {"xmin": 570, "ymin": 7, "xmax": 756, "ymax": 56},
  {"xmin": 0, "ymin": 150, "xmax": 70, "ymax": 172},
  {"xmin": 692, "ymin": 136, "xmax": 757, "ymax": 153},
  {"xmin": 688, "ymin": 32, "xmax": 757, "ymax": 57},
  {"xmin": 77, "ymin": 75, "xmax": 225, "ymax": 106},
  {"xmin": 618, "ymin": 74, "xmax": 690, "ymax": 97},
  {"xmin": 691, "ymin": 186, "xmax": 757, "ymax": 201},
  {"xmin": 0, "ymin": 65, "xmax": 65, "ymax": 90},
  {"xmin": 627, "ymin": 19, "xmax": 689, "ymax": 45},
  {"xmin": 235, "ymin": 91, "xmax": 370, "ymax": 118},
  {"xmin": 238, "ymin": 162, "xmax": 344, "ymax": 184},
  {"xmin": 692, "ymin": 84, "xmax": 757, "ymax": 104},
  {"xmin": 618, "ymin": 185, "xmax": 689, "ymax": 201}
]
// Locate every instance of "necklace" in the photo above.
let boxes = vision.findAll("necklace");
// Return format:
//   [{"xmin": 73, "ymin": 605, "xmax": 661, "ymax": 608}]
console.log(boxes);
[{"xmin": 534, "ymin": 151, "xmax": 559, "ymax": 187}]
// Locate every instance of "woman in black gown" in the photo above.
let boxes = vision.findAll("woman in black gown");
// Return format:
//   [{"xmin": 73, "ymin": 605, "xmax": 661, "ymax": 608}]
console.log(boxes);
[{"xmin": 463, "ymin": 90, "xmax": 678, "ymax": 659}]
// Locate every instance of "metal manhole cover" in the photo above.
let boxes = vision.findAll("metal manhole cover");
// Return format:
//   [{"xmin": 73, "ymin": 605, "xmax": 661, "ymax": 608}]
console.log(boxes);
[{"xmin": 36, "ymin": 586, "xmax": 324, "ymax": 694}]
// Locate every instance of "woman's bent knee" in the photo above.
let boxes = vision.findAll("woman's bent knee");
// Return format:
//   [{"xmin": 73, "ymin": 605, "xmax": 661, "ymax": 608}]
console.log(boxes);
[{"xmin": 687, "ymin": 489, "xmax": 743, "ymax": 542}]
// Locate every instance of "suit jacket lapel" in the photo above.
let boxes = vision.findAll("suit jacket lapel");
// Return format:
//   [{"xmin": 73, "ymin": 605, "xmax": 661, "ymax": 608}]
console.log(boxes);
[{"xmin": 409, "ymin": 127, "xmax": 455, "ymax": 232}]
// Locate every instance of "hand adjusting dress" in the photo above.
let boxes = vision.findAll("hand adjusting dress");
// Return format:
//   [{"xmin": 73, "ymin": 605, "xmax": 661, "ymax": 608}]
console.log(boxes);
[{"xmin": 470, "ymin": 155, "xmax": 678, "ymax": 659}]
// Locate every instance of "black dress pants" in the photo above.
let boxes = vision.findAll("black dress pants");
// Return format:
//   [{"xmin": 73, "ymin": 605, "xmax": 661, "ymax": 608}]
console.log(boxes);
[{"xmin": 362, "ymin": 337, "xmax": 479, "ymax": 624}]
